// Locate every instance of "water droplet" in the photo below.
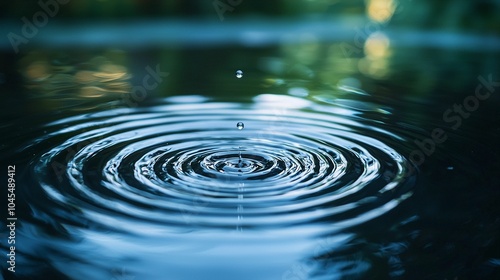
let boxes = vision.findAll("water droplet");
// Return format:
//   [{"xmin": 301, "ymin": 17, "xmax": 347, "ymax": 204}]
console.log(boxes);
[
  {"xmin": 237, "ymin": 122, "xmax": 244, "ymax": 130},
  {"xmin": 236, "ymin": 70, "xmax": 243, "ymax": 79}
]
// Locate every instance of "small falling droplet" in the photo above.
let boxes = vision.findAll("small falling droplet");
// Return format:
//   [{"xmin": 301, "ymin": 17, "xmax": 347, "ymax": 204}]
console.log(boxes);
[
  {"xmin": 237, "ymin": 122, "xmax": 244, "ymax": 130},
  {"xmin": 236, "ymin": 70, "xmax": 243, "ymax": 78}
]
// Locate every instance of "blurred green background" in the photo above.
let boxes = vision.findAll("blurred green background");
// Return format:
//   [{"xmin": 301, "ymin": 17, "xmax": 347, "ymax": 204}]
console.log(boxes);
[
  {"xmin": 1, "ymin": 0, "xmax": 499, "ymax": 116},
  {"xmin": 1, "ymin": 0, "xmax": 499, "ymax": 31}
]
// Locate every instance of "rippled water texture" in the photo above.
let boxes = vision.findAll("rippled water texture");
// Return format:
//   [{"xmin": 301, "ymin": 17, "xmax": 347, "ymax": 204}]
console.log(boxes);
[
  {"xmin": 2, "ymin": 40, "xmax": 500, "ymax": 278},
  {"xmin": 7, "ymin": 93, "xmax": 422, "ymax": 279},
  {"xmin": 37, "ymin": 94, "xmax": 414, "ymax": 228}
]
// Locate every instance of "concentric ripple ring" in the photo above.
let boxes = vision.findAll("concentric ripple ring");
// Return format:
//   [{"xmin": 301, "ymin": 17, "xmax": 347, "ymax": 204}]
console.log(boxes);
[{"xmin": 29, "ymin": 94, "xmax": 415, "ymax": 233}]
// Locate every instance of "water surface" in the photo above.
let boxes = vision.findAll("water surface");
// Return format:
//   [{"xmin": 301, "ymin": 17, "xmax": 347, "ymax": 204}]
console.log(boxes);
[{"xmin": 1, "ymin": 36, "xmax": 500, "ymax": 280}]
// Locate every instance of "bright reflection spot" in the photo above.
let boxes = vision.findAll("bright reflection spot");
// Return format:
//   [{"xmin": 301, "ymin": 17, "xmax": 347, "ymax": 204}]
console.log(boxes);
[
  {"xmin": 288, "ymin": 87, "xmax": 309, "ymax": 97},
  {"xmin": 337, "ymin": 78, "xmax": 362, "ymax": 91},
  {"xmin": 165, "ymin": 95, "xmax": 209, "ymax": 104},
  {"xmin": 364, "ymin": 32, "xmax": 390, "ymax": 59},
  {"xmin": 254, "ymin": 94, "xmax": 311, "ymax": 109},
  {"xmin": 75, "ymin": 71, "xmax": 98, "ymax": 83},
  {"xmin": 367, "ymin": 0, "xmax": 396, "ymax": 22},
  {"xmin": 80, "ymin": 86, "xmax": 106, "ymax": 98},
  {"xmin": 19, "ymin": 51, "xmax": 132, "ymax": 112},
  {"xmin": 26, "ymin": 62, "xmax": 50, "ymax": 81},
  {"xmin": 360, "ymin": 32, "xmax": 391, "ymax": 79}
]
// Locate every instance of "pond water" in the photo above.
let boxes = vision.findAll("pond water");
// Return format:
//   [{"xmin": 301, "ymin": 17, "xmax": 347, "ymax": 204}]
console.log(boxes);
[{"xmin": 1, "ymin": 25, "xmax": 500, "ymax": 280}]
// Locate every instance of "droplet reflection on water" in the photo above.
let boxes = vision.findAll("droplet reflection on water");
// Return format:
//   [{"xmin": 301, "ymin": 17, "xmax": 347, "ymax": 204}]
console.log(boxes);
[
  {"xmin": 236, "ymin": 122, "xmax": 244, "ymax": 130},
  {"xmin": 236, "ymin": 69, "xmax": 243, "ymax": 78}
]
